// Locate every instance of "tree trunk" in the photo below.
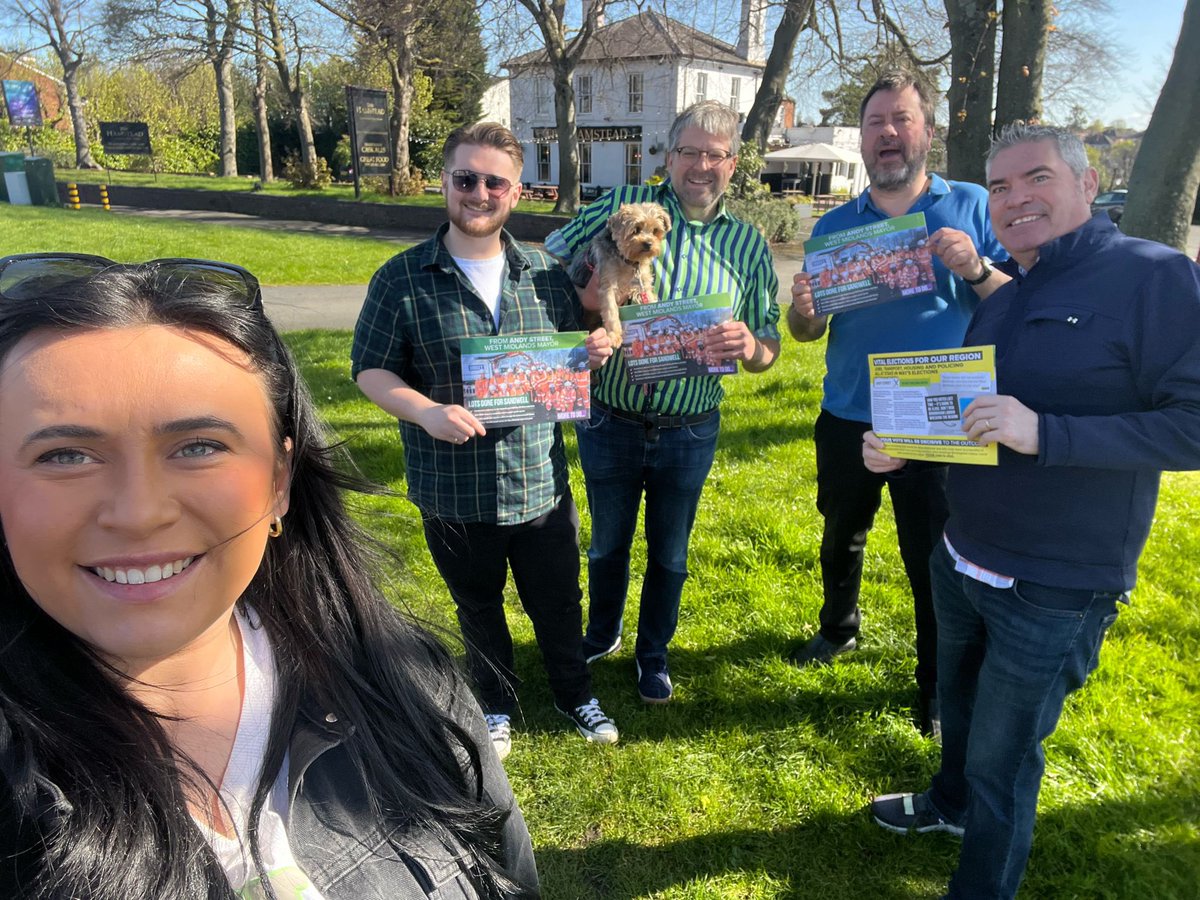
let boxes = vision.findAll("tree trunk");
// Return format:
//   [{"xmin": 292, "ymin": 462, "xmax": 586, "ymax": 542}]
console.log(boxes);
[
  {"xmin": 264, "ymin": 0, "xmax": 317, "ymax": 168},
  {"xmin": 61, "ymin": 60, "xmax": 99, "ymax": 169},
  {"xmin": 253, "ymin": 0, "xmax": 273, "ymax": 181},
  {"xmin": 742, "ymin": 0, "xmax": 814, "ymax": 150},
  {"xmin": 995, "ymin": 0, "xmax": 1049, "ymax": 129},
  {"xmin": 551, "ymin": 55, "xmax": 579, "ymax": 215},
  {"xmin": 1120, "ymin": 0, "xmax": 1200, "ymax": 251},
  {"xmin": 943, "ymin": 0, "xmax": 997, "ymax": 185},
  {"xmin": 387, "ymin": 34, "xmax": 413, "ymax": 187},
  {"xmin": 214, "ymin": 53, "xmax": 238, "ymax": 177}
]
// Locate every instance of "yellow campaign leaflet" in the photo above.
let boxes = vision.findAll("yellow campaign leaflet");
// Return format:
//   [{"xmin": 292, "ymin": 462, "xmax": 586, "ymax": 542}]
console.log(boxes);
[{"xmin": 869, "ymin": 344, "xmax": 998, "ymax": 465}]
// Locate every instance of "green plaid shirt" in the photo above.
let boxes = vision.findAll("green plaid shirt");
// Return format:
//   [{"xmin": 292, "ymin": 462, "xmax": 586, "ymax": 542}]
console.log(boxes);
[
  {"xmin": 546, "ymin": 181, "xmax": 781, "ymax": 415},
  {"xmin": 351, "ymin": 225, "xmax": 581, "ymax": 525}
]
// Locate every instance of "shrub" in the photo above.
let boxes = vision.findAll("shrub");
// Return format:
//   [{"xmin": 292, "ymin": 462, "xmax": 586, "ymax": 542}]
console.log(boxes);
[
  {"xmin": 395, "ymin": 166, "xmax": 426, "ymax": 196},
  {"xmin": 727, "ymin": 196, "xmax": 802, "ymax": 244},
  {"xmin": 281, "ymin": 152, "xmax": 332, "ymax": 189}
]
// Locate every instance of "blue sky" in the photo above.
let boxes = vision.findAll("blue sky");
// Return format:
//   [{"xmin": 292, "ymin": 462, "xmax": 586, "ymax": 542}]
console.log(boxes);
[{"xmin": 1102, "ymin": 0, "xmax": 1188, "ymax": 128}]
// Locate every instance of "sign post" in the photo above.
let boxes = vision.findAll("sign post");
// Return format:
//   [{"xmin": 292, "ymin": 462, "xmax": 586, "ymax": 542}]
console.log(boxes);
[
  {"xmin": 345, "ymin": 86, "xmax": 392, "ymax": 198},
  {"xmin": 99, "ymin": 122, "xmax": 155, "ymax": 183}
]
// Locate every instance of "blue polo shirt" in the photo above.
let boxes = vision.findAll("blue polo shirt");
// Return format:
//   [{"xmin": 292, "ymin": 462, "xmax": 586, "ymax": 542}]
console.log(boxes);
[{"xmin": 815, "ymin": 175, "xmax": 1005, "ymax": 422}]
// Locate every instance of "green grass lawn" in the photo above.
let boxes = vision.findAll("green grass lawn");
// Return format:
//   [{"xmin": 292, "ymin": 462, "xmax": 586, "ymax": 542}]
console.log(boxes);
[
  {"xmin": 0, "ymin": 204, "xmax": 401, "ymax": 284},
  {"xmin": 55, "ymin": 167, "xmax": 564, "ymax": 215},
  {"xmin": 288, "ymin": 329, "xmax": 1200, "ymax": 900}
]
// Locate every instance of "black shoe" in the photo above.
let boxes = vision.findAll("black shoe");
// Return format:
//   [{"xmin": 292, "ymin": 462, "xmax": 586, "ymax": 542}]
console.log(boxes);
[
  {"xmin": 786, "ymin": 633, "xmax": 857, "ymax": 667},
  {"xmin": 582, "ymin": 634, "xmax": 622, "ymax": 664},
  {"xmin": 636, "ymin": 657, "xmax": 673, "ymax": 704},
  {"xmin": 870, "ymin": 791, "xmax": 964, "ymax": 837},
  {"xmin": 918, "ymin": 691, "xmax": 941, "ymax": 741},
  {"xmin": 555, "ymin": 698, "xmax": 619, "ymax": 744}
]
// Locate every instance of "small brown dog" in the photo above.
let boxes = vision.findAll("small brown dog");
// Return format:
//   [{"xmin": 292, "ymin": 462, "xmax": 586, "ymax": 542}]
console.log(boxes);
[{"xmin": 567, "ymin": 202, "xmax": 670, "ymax": 347}]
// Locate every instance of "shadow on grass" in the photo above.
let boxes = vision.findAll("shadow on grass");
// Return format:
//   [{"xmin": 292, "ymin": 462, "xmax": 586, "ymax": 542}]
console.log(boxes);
[{"xmin": 533, "ymin": 782, "xmax": 1200, "ymax": 900}]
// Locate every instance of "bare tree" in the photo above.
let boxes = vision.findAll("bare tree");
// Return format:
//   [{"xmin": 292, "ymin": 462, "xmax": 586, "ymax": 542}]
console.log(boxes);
[
  {"xmin": 256, "ymin": 0, "xmax": 318, "ymax": 171},
  {"xmin": 1120, "ymin": 0, "xmax": 1200, "ymax": 251},
  {"xmin": 942, "ymin": 0, "xmax": 997, "ymax": 183},
  {"xmin": 742, "ymin": 0, "xmax": 817, "ymax": 149},
  {"xmin": 251, "ymin": 0, "xmax": 274, "ymax": 181},
  {"xmin": 509, "ymin": 0, "xmax": 609, "ymax": 214},
  {"xmin": 104, "ymin": 0, "xmax": 244, "ymax": 176},
  {"xmin": 993, "ymin": 0, "xmax": 1048, "ymax": 127},
  {"xmin": 5, "ymin": 0, "xmax": 100, "ymax": 167}
]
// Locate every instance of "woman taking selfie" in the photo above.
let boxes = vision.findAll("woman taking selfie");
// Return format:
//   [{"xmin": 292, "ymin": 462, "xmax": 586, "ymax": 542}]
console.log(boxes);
[{"xmin": 0, "ymin": 254, "xmax": 537, "ymax": 899}]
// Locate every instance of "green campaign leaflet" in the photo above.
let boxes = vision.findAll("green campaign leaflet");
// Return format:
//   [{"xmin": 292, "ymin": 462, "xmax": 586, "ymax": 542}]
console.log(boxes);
[
  {"xmin": 461, "ymin": 332, "xmax": 591, "ymax": 426},
  {"xmin": 618, "ymin": 293, "xmax": 736, "ymax": 385},
  {"xmin": 804, "ymin": 212, "xmax": 936, "ymax": 316}
]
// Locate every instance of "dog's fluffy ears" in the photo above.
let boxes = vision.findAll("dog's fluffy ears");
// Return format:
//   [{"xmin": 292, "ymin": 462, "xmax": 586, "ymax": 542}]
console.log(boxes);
[{"xmin": 608, "ymin": 202, "xmax": 671, "ymax": 246}]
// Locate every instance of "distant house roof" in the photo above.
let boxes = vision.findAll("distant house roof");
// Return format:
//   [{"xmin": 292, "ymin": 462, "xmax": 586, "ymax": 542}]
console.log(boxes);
[
  {"xmin": 503, "ymin": 11, "xmax": 761, "ymax": 71},
  {"xmin": 0, "ymin": 53, "xmax": 65, "ymax": 88}
]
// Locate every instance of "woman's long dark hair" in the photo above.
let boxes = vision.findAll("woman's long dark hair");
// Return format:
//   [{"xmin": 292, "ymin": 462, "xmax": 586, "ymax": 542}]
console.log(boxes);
[{"xmin": 0, "ymin": 267, "xmax": 524, "ymax": 898}]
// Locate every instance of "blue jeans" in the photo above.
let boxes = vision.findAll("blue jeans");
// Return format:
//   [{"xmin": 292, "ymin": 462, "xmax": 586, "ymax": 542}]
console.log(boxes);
[
  {"xmin": 574, "ymin": 404, "xmax": 720, "ymax": 662},
  {"xmin": 927, "ymin": 542, "xmax": 1124, "ymax": 900}
]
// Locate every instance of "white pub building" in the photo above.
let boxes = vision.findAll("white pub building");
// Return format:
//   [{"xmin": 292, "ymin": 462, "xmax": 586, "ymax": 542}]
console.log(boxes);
[{"xmin": 496, "ymin": 5, "xmax": 767, "ymax": 193}]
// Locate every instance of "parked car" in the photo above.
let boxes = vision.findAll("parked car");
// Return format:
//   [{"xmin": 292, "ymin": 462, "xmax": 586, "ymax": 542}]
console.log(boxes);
[{"xmin": 1092, "ymin": 189, "xmax": 1127, "ymax": 223}]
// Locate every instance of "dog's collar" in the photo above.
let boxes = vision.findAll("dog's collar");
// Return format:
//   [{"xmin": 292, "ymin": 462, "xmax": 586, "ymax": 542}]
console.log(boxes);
[{"xmin": 599, "ymin": 228, "xmax": 643, "ymax": 268}]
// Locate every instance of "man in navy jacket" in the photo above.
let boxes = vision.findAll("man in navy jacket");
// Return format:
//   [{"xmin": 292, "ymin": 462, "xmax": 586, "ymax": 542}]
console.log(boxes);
[{"xmin": 862, "ymin": 124, "xmax": 1200, "ymax": 899}]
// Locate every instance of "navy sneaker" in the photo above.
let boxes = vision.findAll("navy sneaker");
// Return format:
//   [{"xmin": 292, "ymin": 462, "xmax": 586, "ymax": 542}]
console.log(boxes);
[
  {"xmin": 870, "ymin": 791, "xmax": 964, "ymax": 837},
  {"xmin": 555, "ymin": 698, "xmax": 619, "ymax": 744},
  {"xmin": 582, "ymin": 634, "xmax": 622, "ymax": 664},
  {"xmin": 636, "ymin": 657, "xmax": 673, "ymax": 704}
]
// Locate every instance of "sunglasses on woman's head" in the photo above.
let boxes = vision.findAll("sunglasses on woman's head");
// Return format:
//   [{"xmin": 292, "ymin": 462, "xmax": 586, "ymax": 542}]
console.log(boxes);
[
  {"xmin": 448, "ymin": 169, "xmax": 514, "ymax": 197},
  {"xmin": 0, "ymin": 253, "xmax": 262, "ymax": 309}
]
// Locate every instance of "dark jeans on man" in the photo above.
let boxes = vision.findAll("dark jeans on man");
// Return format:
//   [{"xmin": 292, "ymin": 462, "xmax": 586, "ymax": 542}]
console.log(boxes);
[
  {"xmin": 927, "ymin": 542, "xmax": 1124, "ymax": 899},
  {"xmin": 422, "ymin": 490, "xmax": 592, "ymax": 717},
  {"xmin": 814, "ymin": 410, "xmax": 948, "ymax": 692},
  {"xmin": 574, "ymin": 404, "xmax": 721, "ymax": 664}
]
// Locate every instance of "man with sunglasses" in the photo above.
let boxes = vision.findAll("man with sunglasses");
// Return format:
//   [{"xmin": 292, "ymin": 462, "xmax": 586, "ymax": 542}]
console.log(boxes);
[
  {"xmin": 546, "ymin": 101, "xmax": 781, "ymax": 704},
  {"xmin": 352, "ymin": 122, "xmax": 619, "ymax": 759}
]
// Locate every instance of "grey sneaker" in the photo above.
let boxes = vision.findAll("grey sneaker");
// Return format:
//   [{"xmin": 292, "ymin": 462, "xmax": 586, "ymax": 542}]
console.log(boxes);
[
  {"xmin": 870, "ymin": 791, "xmax": 964, "ymax": 837},
  {"xmin": 555, "ymin": 698, "xmax": 619, "ymax": 744},
  {"xmin": 582, "ymin": 634, "xmax": 622, "ymax": 664},
  {"xmin": 484, "ymin": 713, "xmax": 512, "ymax": 761},
  {"xmin": 786, "ymin": 633, "xmax": 857, "ymax": 667}
]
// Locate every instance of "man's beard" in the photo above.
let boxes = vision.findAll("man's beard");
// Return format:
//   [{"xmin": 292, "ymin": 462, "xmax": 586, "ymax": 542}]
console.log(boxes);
[
  {"xmin": 867, "ymin": 141, "xmax": 930, "ymax": 191},
  {"xmin": 450, "ymin": 202, "xmax": 511, "ymax": 238}
]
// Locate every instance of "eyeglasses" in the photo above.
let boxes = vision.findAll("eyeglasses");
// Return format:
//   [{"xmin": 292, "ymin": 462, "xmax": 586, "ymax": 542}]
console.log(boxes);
[
  {"xmin": 673, "ymin": 147, "xmax": 734, "ymax": 164},
  {"xmin": 0, "ymin": 253, "xmax": 262, "ymax": 309},
  {"xmin": 448, "ymin": 169, "xmax": 514, "ymax": 196}
]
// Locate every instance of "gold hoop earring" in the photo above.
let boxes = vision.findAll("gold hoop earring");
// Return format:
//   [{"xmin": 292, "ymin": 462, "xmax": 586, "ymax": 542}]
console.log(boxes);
[{"xmin": 268, "ymin": 516, "xmax": 284, "ymax": 538}]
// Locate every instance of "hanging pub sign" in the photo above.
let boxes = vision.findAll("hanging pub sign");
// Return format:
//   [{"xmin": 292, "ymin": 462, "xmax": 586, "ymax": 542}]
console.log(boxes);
[
  {"xmin": 99, "ymin": 122, "xmax": 153, "ymax": 156},
  {"xmin": 346, "ymin": 86, "xmax": 392, "ymax": 178},
  {"xmin": 2, "ymin": 80, "xmax": 42, "ymax": 127},
  {"xmin": 532, "ymin": 125, "xmax": 642, "ymax": 144}
]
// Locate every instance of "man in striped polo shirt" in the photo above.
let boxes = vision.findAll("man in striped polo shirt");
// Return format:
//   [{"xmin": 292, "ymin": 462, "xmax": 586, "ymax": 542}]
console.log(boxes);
[{"xmin": 546, "ymin": 101, "xmax": 781, "ymax": 704}]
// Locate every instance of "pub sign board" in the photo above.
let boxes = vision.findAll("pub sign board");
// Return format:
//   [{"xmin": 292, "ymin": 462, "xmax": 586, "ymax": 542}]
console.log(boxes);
[
  {"xmin": 346, "ymin": 86, "xmax": 392, "ymax": 177},
  {"xmin": 99, "ymin": 122, "xmax": 153, "ymax": 156},
  {"xmin": 532, "ymin": 125, "xmax": 642, "ymax": 143},
  {"xmin": 2, "ymin": 81, "xmax": 42, "ymax": 128}
]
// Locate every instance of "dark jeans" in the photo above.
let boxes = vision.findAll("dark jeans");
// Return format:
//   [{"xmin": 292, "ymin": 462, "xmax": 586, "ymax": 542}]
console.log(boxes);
[
  {"xmin": 928, "ymin": 542, "xmax": 1124, "ymax": 900},
  {"xmin": 574, "ymin": 404, "xmax": 720, "ymax": 663},
  {"xmin": 422, "ymin": 490, "xmax": 592, "ymax": 716},
  {"xmin": 814, "ymin": 410, "xmax": 948, "ymax": 692}
]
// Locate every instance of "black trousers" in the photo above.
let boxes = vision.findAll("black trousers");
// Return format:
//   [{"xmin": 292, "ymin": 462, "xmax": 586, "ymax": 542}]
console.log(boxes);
[
  {"xmin": 814, "ymin": 410, "xmax": 948, "ymax": 693},
  {"xmin": 422, "ymin": 489, "xmax": 592, "ymax": 716}
]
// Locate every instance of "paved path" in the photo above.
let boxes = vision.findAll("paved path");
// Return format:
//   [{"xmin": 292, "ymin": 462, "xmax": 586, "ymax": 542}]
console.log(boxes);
[{"xmin": 107, "ymin": 204, "xmax": 1200, "ymax": 332}]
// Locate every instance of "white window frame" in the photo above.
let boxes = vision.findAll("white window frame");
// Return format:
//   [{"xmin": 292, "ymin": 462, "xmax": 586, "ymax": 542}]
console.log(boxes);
[
  {"xmin": 696, "ymin": 72, "xmax": 708, "ymax": 103},
  {"xmin": 537, "ymin": 144, "xmax": 551, "ymax": 182},
  {"xmin": 729, "ymin": 77, "xmax": 740, "ymax": 109},
  {"xmin": 624, "ymin": 142, "xmax": 642, "ymax": 185},
  {"xmin": 628, "ymin": 72, "xmax": 643, "ymax": 114},
  {"xmin": 576, "ymin": 74, "xmax": 592, "ymax": 115},
  {"xmin": 536, "ymin": 78, "xmax": 549, "ymax": 115},
  {"xmin": 579, "ymin": 142, "xmax": 592, "ymax": 183}
]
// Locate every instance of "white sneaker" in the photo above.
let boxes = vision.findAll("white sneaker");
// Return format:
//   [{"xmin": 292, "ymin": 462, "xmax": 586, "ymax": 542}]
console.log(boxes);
[{"xmin": 485, "ymin": 712, "xmax": 512, "ymax": 761}]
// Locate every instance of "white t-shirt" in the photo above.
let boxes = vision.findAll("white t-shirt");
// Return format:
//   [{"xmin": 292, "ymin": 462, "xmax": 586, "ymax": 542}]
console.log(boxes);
[
  {"xmin": 194, "ymin": 608, "xmax": 326, "ymax": 899},
  {"xmin": 453, "ymin": 253, "xmax": 506, "ymax": 329}
]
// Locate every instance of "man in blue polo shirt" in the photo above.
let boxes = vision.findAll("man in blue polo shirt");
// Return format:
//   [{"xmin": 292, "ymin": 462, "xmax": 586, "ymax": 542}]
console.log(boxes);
[{"xmin": 787, "ymin": 70, "xmax": 1005, "ymax": 736}]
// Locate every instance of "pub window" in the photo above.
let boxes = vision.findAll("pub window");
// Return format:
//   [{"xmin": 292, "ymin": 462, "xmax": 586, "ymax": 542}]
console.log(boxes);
[
  {"xmin": 695, "ymin": 72, "xmax": 707, "ymax": 103},
  {"xmin": 538, "ymin": 144, "xmax": 551, "ymax": 182},
  {"xmin": 624, "ymin": 142, "xmax": 642, "ymax": 185},
  {"xmin": 579, "ymin": 142, "xmax": 592, "ymax": 183},
  {"xmin": 576, "ymin": 75, "xmax": 592, "ymax": 115},
  {"xmin": 729, "ymin": 77, "xmax": 741, "ymax": 108},
  {"xmin": 536, "ymin": 78, "xmax": 549, "ymax": 115},
  {"xmin": 628, "ymin": 72, "xmax": 643, "ymax": 114}
]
